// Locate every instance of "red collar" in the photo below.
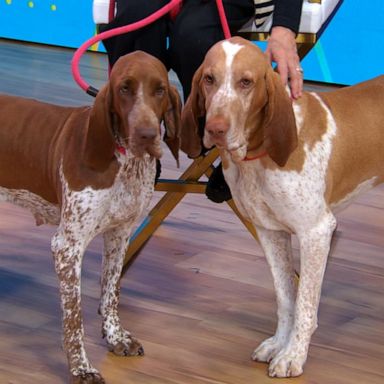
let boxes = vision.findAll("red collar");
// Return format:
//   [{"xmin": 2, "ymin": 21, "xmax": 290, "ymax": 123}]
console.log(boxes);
[
  {"xmin": 243, "ymin": 150, "xmax": 268, "ymax": 161},
  {"xmin": 116, "ymin": 144, "xmax": 126, "ymax": 155}
]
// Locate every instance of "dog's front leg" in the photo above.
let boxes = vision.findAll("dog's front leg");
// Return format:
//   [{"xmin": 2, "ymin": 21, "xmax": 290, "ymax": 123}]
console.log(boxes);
[
  {"xmin": 268, "ymin": 213, "xmax": 337, "ymax": 378},
  {"xmin": 99, "ymin": 224, "xmax": 144, "ymax": 357},
  {"xmin": 52, "ymin": 229, "xmax": 104, "ymax": 384},
  {"xmin": 251, "ymin": 227, "xmax": 297, "ymax": 364}
]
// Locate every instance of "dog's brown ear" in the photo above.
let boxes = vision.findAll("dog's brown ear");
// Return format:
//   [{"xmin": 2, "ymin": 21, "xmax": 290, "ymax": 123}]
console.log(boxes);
[
  {"xmin": 163, "ymin": 85, "xmax": 182, "ymax": 167},
  {"xmin": 263, "ymin": 69, "xmax": 297, "ymax": 167},
  {"xmin": 84, "ymin": 84, "xmax": 116, "ymax": 170},
  {"xmin": 181, "ymin": 65, "xmax": 205, "ymax": 158}
]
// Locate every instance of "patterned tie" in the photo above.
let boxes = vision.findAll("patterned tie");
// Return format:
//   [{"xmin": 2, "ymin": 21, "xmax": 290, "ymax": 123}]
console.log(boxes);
[{"xmin": 254, "ymin": 0, "xmax": 274, "ymax": 28}]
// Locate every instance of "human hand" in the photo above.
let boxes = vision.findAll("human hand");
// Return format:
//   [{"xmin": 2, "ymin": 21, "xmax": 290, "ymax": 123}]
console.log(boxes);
[{"xmin": 265, "ymin": 26, "xmax": 303, "ymax": 99}]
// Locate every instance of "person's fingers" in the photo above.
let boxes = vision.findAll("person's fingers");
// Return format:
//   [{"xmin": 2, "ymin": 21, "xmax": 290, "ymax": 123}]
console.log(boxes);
[
  {"xmin": 286, "ymin": 55, "xmax": 303, "ymax": 99},
  {"xmin": 267, "ymin": 27, "xmax": 304, "ymax": 98},
  {"xmin": 266, "ymin": 45, "xmax": 289, "ymax": 86},
  {"xmin": 264, "ymin": 47, "xmax": 273, "ymax": 64},
  {"xmin": 289, "ymin": 66, "xmax": 304, "ymax": 99},
  {"xmin": 276, "ymin": 60, "xmax": 289, "ymax": 87}
]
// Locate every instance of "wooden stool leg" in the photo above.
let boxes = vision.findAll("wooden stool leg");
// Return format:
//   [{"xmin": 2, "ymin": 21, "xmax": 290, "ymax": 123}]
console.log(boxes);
[
  {"xmin": 122, "ymin": 149, "xmax": 220, "ymax": 272},
  {"xmin": 297, "ymin": 42, "xmax": 313, "ymax": 60},
  {"xmin": 226, "ymin": 199, "xmax": 259, "ymax": 242},
  {"xmin": 122, "ymin": 190, "xmax": 186, "ymax": 273}
]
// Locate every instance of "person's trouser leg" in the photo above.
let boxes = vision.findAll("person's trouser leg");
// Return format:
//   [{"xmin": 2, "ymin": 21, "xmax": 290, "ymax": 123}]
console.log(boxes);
[
  {"xmin": 169, "ymin": 0, "xmax": 254, "ymax": 99},
  {"xmin": 99, "ymin": 0, "xmax": 170, "ymax": 68}
]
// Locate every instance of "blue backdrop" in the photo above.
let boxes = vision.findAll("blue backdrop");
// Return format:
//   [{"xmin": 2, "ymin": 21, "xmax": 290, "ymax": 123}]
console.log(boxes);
[
  {"xmin": 301, "ymin": 0, "xmax": 384, "ymax": 85},
  {"xmin": 0, "ymin": 0, "xmax": 383, "ymax": 85}
]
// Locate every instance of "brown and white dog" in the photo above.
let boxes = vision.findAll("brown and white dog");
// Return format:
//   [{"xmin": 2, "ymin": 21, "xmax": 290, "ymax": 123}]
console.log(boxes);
[
  {"xmin": 181, "ymin": 36, "xmax": 384, "ymax": 378},
  {"xmin": 0, "ymin": 51, "xmax": 181, "ymax": 383}
]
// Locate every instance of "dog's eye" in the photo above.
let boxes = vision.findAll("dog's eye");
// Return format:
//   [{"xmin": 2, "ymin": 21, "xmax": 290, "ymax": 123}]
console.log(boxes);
[
  {"xmin": 203, "ymin": 74, "xmax": 214, "ymax": 85},
  {"xmin": 240, "ymin": 78, "xmax": 252, "ymax": 88},
  {"xmin": 120, "ymin": 85, "xmax": 131, "ymax": 95},
  {"xmin": 155, "ymin": 87, "xmax": 166, "ymax": 97}
]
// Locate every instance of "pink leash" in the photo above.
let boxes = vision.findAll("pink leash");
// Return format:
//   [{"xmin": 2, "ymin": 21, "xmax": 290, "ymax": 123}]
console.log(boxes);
[
  {"xmin": 215, "ymin": 0, "xmax": 231, "ymax": 39},
  {"xmin": 71, "ymin": 0, "xmax": 231, "ymax": 96}
]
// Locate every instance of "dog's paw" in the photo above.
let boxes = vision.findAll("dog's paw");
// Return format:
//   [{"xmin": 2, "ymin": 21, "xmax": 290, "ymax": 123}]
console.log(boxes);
[
  {"xmin": 251, "ymin": 336, "xmax": 284, "ymax": 363},
  {"xmin": 102, "ymin": 323, "xmax": 144, "ymax": 357},
  {"xmin": 70, "ymin": 371, "xmax": 106, "ymax": 384},
  {"xmin": 268, "ymin": 348, "xmax": 305, "ymax": 378},
  {"xmin": 107, "ymin": 334, "xmax": 144, "ymax": 357}
]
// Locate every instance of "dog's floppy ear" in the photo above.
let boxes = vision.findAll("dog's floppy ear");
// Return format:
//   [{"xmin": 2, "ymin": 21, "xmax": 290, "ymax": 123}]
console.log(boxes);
[
  {"xmin": 163, "ymin": 85, "xmax": 182, "ymax": 167},
  {"xmin": 84, "ymin": 84, "xmax": 116, "ymax": 170},
  {"xmin": 263, "ymin": 68, "xmax": 298, "ymax": 167},
  {"xmin": 181, "ymin": 65, "xmax": 206, "ymax": 158}
]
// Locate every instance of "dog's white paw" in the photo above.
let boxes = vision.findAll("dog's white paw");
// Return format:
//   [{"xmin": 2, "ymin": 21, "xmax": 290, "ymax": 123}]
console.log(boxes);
[
  {"xmin": 105, "ymin": 328, "xmax": 144, "ymax": 357},
  {"xmin": 70, "ymin": 371, "xmax": 106, "ymax": 384},
  {"xmin": 251, "ymin": 336, "xmax": 285, "ymax": 363},
  {"xmin": 268, "ymin": 348, "xmax": 305, "ymax": 378}
]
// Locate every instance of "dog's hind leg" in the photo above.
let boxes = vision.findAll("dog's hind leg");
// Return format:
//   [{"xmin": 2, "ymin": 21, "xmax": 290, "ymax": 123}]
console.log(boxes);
[{"xmin": 99, "ymin": 224, "xmax": 144, "ymax": 357}]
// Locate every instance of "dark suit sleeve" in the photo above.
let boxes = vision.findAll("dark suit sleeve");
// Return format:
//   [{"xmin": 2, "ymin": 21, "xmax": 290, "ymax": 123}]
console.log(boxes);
[{"xmin": 271, "ymin": 0, "xmax": 304, "ymax": 34}]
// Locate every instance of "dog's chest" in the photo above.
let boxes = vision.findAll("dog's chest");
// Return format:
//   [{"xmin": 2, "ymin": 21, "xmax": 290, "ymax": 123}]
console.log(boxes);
[
  {"xmin": 103, "ymin": 155, "xmax": 156, "ymax": 225},
  {"xmin": 224, "ymin": 162, "xmax": 293, "ymax": 232},
  {"xmin": 61, "ymin": 155, "xmax": 156, "ymax": 234},
  {"xmin": 224, "ymin": 159, "xmax": 330, "ymax": 234}
]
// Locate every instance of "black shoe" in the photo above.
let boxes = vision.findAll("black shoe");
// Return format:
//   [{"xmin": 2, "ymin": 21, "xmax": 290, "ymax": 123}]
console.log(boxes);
[{"xmin": 206, "ymin": 163, "xmax": 232, "ymax": 203}]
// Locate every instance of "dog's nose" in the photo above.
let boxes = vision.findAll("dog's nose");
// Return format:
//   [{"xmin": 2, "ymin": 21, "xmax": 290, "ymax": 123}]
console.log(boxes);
[
  {"xmin": 206, "ymin": 117, "xmax": 229, "ymax": 137},
  {"xmin": 138, "ymin": 127, "xmax": 157, "ymax": 141}
]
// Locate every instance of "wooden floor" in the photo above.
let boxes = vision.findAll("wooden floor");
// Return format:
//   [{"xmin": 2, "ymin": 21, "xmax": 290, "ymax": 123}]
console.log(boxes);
[{"xmin": 0, "ymin": 39, "xmax": 383, "ymax": 384}]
